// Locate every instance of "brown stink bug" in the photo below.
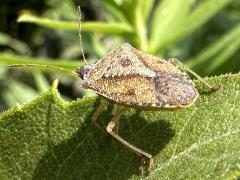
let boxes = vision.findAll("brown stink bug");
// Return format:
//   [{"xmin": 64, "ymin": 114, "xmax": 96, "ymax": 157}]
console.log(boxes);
[
  {"xmin": 7, "ymin": 6, "xmax": 219, "ymax": 174},
  {"xmin": 74, "ymin": 43, "xmax": 219, "ymax": 172},
  {"xmin": 7, "ymin": 43, "xmax": 218, "ymax": 173}
]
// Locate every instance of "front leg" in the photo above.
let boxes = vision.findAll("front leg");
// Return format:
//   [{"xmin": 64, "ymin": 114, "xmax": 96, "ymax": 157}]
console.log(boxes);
[{"xmin": 91, "ymin": 98, "xmax": 108, "ymax": 132}]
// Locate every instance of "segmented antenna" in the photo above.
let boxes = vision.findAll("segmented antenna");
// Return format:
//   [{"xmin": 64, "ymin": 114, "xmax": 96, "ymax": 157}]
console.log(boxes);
[
  {"xmin": 7, "ymin": 64, "xmax": 79, "ymax": 77},
  {"xmin": 77, "ymin": 5, "xmax": 88, "ymax": 64}
]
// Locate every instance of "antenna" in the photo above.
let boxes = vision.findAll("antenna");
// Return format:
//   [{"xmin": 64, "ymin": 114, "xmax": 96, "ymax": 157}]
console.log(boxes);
[
  {"xmin": 77, "ymin": 5, "xmax": 88, "ymax": 64},
  {"xmin": 7, "ymin": 64, "xmax": 79, "ymax": 77},
  {"xmin": 6, "ymin": 6, "xmax": 87, "ymax": 76}
]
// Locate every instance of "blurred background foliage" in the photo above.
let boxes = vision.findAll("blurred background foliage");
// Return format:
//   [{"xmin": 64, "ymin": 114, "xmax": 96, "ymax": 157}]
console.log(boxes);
[{"xmin": 0, "ymin": 0, "xmax": 239, "ymax": 112}]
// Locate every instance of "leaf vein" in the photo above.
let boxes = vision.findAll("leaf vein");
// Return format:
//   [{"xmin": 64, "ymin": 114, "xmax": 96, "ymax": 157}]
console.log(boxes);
[
  {"xmin": 150, "ymin": 128, "xmax": 240, "ymax": 177},
  {"xmin": 171, "ymin": 108, "xmax": 198, "ymax": 158}
]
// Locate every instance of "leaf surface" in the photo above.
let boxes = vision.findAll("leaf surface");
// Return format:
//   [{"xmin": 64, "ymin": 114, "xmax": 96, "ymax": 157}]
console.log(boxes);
[{"xmin": 0, "ymin": 75, "xmax": 240, "ymax": 179}]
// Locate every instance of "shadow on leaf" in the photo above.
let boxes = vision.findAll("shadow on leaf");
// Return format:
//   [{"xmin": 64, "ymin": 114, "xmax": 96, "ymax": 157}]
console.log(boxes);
[{"xmin": 33, "ymin": 104, "xmax": 174, "ymax": 180}]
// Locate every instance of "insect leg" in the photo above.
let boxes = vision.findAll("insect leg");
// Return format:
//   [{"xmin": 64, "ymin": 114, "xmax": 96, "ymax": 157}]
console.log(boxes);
[
  {"xmin": 106, "ymin": 105, "xmax": 153, "ymax": 172},
  {"xmin": 168, "ymin": 58, "xmax": 220, "ymax": 90},
  {"xmin": 112, "ymin": 121, "xmax": 119, "ymax": 134},
  {"xmin": 91, "ymin": 99, "xmax": 108, "ymax": 132},
  {"xmin": 112, "ymin": 106, "xmax": 120, "ymax": 134}
]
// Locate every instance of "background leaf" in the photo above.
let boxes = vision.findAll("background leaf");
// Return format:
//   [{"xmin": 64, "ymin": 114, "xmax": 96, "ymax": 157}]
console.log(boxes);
[
  {"xmin": 149, "ymin": 0, "xmax": 232, "ymax": 54},
  {"xmin": 0, "ymin": 32, "xmax": 31, "ymax": 55},
  {"xmin": 17, "ymin": 14, "xmax": 134, "ymax": 35},
  {"xmin": 0, "ymin": 74, "xmax": 240, "ymax": 179},
  {"xmin": 186, "ymin": 23, "xmax": 240, "ymax": 75}
]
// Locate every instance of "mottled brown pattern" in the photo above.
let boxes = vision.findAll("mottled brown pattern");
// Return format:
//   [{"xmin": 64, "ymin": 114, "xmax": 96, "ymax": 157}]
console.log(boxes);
[
  {"xmin": 82, "ymin": 75, "xmax": 156, "ymax": 105},
  {"xmin": 120, "ymin": 57, "xmax": 133, "ymax": 67},
  {"xmin": 89, "ymin": 44, "xmax": 155, "ymax": 80},
  {"xmin": 154, "ymin": 72, "xmax": 197, "ymax": 106},
  {"xmin": 78, "ymin": 43, "xmax": 198, "ymax": 108},
  {"xmin": 133, "ymin": 48, "xmax": 182, "ymax": 74}
]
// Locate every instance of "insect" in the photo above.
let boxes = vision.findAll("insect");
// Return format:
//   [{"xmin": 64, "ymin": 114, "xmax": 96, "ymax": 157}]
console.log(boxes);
[
  {"xmin": 77, "ymin": 43, "xmax": 220, "ymax": 172},
  {"xmin": 7, "ymin": 43, "xmax": 218, "ymax": 173},
  {"xmin": 7, "ymin": 6, "xmax": 219, "ymax": 174}
]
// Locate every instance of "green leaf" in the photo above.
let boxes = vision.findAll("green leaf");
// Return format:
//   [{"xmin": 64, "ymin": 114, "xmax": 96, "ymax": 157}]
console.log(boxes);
[
  {"xmin": 0, "ymin": 74, "xmax": 240, "ymax": 179},
  {"xmin": 1, "ymin": 80, "xmax": 39, "ymax": 107},
  {"xmin": 0, "ymin": 32, "xmax": 31, "ymax": 55},
  {"xmin": 32, "ymin": 71, "xmax": 50, "ymax": 93},
  {"xmin": 186, "ymin": 23, "xmax": 240, "ymax": 74},
  {"xmin": 187, "ymin": 24, "xmax": 240, "ymax": 67},
  {"xmin": 140, "ymin": 0, "xmax": 154, "ymax": 23},
  {"xmin": 149, "ymin": 0, "xmax": 195, "ymax": 53},
  {"xmin": 149, "ymin": 0, "xmax": 232, "ymax": 54},
  {"xmin": 17, "ymin": 14, "xmax": 134, "ymax": 35},
  {"xmin": 135, "ymin": 0, "xmax": 148, "ymax": 51},
  {"xmin": 102, "ymin": 0, "xmax": 129, "ymax": 23}
]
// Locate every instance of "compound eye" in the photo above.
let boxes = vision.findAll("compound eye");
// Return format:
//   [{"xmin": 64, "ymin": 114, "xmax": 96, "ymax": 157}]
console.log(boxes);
[
  {"xmin": 75, "ymin": 66, "xmax": 85, "ymax": 79},
  {"xmin": 75, "ymin": 64, "xmax": 96, "ymax": 80}
]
